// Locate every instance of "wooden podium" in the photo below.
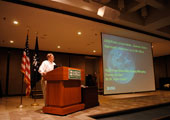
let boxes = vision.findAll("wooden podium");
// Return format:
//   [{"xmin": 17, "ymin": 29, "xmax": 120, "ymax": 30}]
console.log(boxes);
[{"xmin": 43, "ymin": 67, "xmax": 85, "ymax": 115}]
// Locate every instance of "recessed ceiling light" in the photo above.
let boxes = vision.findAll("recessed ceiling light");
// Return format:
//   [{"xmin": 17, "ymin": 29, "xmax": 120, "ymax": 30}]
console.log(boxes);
[
  {"xmin": 10, "ymin": 40, "xmax": 14, "ymax": 43},
  {"xmin": 13, "ymin": 20, "xmax": 19, "ymax": 25},
  {"xmin": 77, "ymin": 32, "xmax": 82, "ymax": 35},
  {"xmin": 93, "ymin": 50, "xmax": 96, "ymax": 53},
  {"xmin": 57, "ymin": 45, "xmax": 61, "ymax": 48}
]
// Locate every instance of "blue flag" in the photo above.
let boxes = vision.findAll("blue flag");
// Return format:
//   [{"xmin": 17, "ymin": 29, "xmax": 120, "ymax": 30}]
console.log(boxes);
[{"xmin": 32, "ymin": 35, "xmax": 41, "ymax": 89}]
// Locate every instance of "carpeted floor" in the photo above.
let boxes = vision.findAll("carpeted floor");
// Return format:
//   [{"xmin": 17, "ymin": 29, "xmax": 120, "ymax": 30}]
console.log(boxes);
[
  {"xmin": 1, "ymin": 90, "xmax": 170, "ymax": 120},
  {"xmin": 94, "ymin": 104, "xmax": 170, "ymax": 120}
]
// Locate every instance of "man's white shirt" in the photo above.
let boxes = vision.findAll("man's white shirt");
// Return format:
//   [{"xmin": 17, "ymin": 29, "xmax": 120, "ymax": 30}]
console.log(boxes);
[{"xmin": 39, "ymin": 60, "xmax": 56, "ymax": 75}]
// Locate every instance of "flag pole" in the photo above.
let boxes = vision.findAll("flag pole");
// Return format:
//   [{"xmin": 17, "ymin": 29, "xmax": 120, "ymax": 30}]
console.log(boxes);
[
  {"xmin": 31, "ymin": 70, "xmax": 39, "ymax": 106},
  {"xmin": 17, "ymin": 29, "xmax": 30, "ymax": 108},
  {"xmin": 17, "ymin": 65, "xmax": 25, "ymax": 108},
  {"xmin": 31, "ymin": 75, "xmax": 39, "ymax": 106},
  {"xmin": 31, "ymin": 32, "xmax": 39, "ymax": 106}
]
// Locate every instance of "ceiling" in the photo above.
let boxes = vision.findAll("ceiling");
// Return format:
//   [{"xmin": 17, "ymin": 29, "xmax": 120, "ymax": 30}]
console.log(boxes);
[{"xmin": 0, "ymin": 0, "xmax": 170, "ymax": 57}]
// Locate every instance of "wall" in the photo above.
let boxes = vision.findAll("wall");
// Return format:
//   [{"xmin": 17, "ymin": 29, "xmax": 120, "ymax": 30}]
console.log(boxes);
[
  {"xmin": 0, "ymin": 47, "xmax": 100, "ymax": 96},
  {"xmin": 153, "ymin": 55, "xmax": 170, "ymax": 89},
  {"xmin": 1, "ymin": 47, "xmax": 168, "ymax": 96},
  {"xmin": 0, "ymin": 47, "xmax": 8, "ymax": 95}
]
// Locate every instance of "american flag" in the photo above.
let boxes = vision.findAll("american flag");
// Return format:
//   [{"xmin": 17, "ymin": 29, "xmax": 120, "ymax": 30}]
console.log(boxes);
[{"xmin": 21, "ymin": 34, "xmax": 31, "ymax": 96}]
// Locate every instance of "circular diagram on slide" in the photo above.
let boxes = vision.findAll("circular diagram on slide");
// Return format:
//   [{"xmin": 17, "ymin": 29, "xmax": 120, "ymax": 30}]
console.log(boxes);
[{"xmin": 107, "ymin": 48, "xmax": 135, "ymax": 84}]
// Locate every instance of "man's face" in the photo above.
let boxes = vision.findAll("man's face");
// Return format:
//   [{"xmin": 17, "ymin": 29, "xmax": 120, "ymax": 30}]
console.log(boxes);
[{"xmin": 49, "ymin": 55, "xmax": 54, "ymax": 62}]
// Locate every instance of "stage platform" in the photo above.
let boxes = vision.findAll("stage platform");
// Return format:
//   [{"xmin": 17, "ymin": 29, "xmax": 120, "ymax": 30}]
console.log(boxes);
[{"xmin": 1, "ymin": 90, "xmax": 170, "ymax": 120}]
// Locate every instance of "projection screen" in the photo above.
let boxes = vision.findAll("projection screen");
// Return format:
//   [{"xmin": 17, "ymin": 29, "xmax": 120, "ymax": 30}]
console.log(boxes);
[{"xmin": 102, "ymin": 33, "xmax": 155, "ymax": 95}]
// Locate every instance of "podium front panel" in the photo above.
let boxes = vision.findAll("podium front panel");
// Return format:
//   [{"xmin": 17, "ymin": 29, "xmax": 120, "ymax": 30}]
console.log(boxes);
[{"xmin": 46, "ymin": 80, "xmax": 81, "ymax": 107}]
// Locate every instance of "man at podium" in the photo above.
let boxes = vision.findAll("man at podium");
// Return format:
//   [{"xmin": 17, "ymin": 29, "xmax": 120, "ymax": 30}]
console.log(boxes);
[{"xmin": 39, "ymin": 53, "xmax": 56, "ymax": 104}]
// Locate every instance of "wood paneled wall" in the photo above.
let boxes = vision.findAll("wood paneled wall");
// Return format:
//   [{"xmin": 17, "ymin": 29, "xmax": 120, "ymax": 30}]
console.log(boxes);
[
  {"xmin": 1, "ymin": 47, "xmax": 169, "ymax": 96},
  {"xmin": 98, "ymin": 57, "xmax": 103, "ymax": 89},
  {"xmin": 0, "ymin": 47, "xmax": 99, "ymax": 96},
  {"xmin": 0, "ymin": 48, "xmax": 8, "ymax": 95},
  {"xmin": 154, "ymin": 55, "xmax": 170, "ymax": 89}
]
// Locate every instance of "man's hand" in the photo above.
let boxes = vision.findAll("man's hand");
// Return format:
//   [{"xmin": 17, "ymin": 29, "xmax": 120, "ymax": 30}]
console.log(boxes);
[{"xmin": 42, "ymin": 72, "xmax": 47, "ymax": 76}]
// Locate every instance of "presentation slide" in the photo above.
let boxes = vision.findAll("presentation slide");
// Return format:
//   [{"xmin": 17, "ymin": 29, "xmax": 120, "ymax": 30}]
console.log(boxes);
[{"xmin": 102, "ymin": 33, "xmax": 155, "ymax": 95}]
